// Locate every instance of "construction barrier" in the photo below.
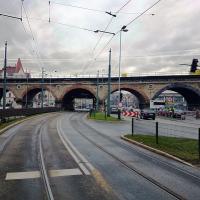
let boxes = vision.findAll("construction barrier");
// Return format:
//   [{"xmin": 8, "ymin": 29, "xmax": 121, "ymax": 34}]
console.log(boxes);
[{"xmin": 122, "ymin": 111, "xmax": 140, "ymax": 118}]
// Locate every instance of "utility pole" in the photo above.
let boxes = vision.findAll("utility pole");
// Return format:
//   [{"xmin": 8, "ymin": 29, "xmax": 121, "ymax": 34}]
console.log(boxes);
[
  {"xmin": 96, "ymin": 70, "xmax": 99, "ymax": 111},
  {"xmin": 107, "ymin": 49, "xmax": 111, "ymax": 117},
  {"xmin": 41, "ymin": 68, "xmax": 44, "ymax": 108},
  {"xmin": 3, "ymin": 41, "xmax": 7, "ymax": 111},
  {"xmin": 49, "ymin": 74, "xmax": 52, "ymax": 106},
  {"xmin": 25, "ymin": 68, "xmax": 28, "ymax": 108}
]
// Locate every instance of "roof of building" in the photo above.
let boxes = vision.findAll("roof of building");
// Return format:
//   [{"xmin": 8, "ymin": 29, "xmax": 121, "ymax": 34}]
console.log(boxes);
[
  {"xmin": 0, "ymin": 58, "xmax": 30, "ymax": 77},
  {"xmin": 15, "ymin": 58, "xmax": 24, "ymax": 73}
]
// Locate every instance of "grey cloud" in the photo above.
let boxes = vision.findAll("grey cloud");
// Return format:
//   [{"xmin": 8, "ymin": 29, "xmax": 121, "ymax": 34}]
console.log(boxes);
[{"xmin": 0, "ymin": 0, "xmax": 199, "ymax": 76}]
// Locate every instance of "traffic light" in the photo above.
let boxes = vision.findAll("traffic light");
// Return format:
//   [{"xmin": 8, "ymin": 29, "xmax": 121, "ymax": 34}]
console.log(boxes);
[
  {"xmin": 120, "ymin": 92, "xmax": 123, "ymax": 101},
  {"xmin": 190, "ymin": 59, "xmax": 198, "ymax": 72}
]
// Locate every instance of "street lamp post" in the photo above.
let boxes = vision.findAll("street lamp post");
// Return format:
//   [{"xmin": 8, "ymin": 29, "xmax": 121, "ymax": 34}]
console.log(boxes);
[
  {"xmin": 96, "ymin": 70, "xmax": 99, "ymax": 111},
  {"xmin": 49, "ymin": 74, "xmax": 52, "ymax": 106},
  {"xmin": 3, "ymin": 41, "xmax": 7, "ymax": 111},
  {"xmin": 118, "ymin": 26, "xmax": 128, "ymax": 119},
  {"xmin": 25, "ymin": 73, "xmax": 28, "ymax": 108},
  {"xmin": 41, "ymin": 68, "xmax": 45, "ymax": 108},
  {"xmin": 107, "ymin": 49, "xmax": 112, "ymax": 117}
]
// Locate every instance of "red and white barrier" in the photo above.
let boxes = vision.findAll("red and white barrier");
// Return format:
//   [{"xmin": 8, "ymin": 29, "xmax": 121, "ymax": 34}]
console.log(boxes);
[{"xmin": 122, "ymin": 111, "xmax": 140, "ymax": 118}]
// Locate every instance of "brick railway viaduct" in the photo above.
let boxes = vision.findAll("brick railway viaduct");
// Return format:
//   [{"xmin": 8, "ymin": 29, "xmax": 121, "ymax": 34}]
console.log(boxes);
[{"xmin": 1, "ymin": 75, "xmax": 200, "ymax": 110}]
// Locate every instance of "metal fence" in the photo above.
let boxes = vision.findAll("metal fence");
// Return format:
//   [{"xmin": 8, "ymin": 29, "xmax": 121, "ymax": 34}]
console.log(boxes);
[
  {"xmin": 132, "ymin": 118, "xmax": 199, "ymax": 140},
  {"xmin": 0, "ymin": 107, "xmax": 62, "ymax": 119}
]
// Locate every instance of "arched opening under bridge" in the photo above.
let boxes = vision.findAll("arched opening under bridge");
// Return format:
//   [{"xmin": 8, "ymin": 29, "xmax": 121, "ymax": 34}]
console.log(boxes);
[
  {"xmin": 0, "ymin": 88, "xmax": 20, "ymax": 108},
  {"xmin": 22, "ymin": 88, "xmax": 55, "ymax": 108},
  {"xmin": 110, "ymin": 87, "xmax": 149, "ymax": 109},
  {"xmin": 152, "ymin": 83, "xmax": 200, "ymax": 110},
  {"xmin": 62, "ymin": 88, "xmax": 96, "ymax": 111}
]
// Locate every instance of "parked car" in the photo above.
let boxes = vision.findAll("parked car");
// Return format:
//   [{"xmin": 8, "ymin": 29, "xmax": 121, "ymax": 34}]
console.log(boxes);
[
  {"xmin": 110, "ymin": 106, "xmax": 118, "ymax": 114},
  {"xmin": 140, "ymin": 109, "xmax": 156, "ymax": 120},
  {"xmin": 173, "ymin": 109, "xmax": 186, "ymax": 120}
]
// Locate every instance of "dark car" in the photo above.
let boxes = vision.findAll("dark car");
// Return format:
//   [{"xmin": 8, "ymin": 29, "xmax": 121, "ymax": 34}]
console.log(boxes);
[
  {"xmin": 140, "ymin": 109, "xmax": 156, "ymax": 120},
  {"xmin": 173, "ymin": 109, "xmax": 186, "ymax": 120},
  {"xmin": 110, "ymin": 106, "xmax": 118, "ymax": 114}
]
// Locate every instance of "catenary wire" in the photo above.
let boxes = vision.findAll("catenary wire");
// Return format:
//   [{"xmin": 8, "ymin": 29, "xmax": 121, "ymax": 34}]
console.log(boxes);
[
  {"xmin": 89, "ymin": 0, "xmax": 163, "ymax": 72},
  {"xmin": 51, "ymin": 1, "xmax": 105, "ymax": 13},
  {"xmin": 22, "ymin": 1, "xmax": 44, "ymax": 68},
  {"xmin": 93, "ymin": 0, "xmax": 132, "ymax": 52},
  {"xmin": 51, "ymin": 1, "xmax": 154, "ymax": 16},
  {"xmin": 22, "ymin": 16, "xmax": 96, "ymax": 33},
  {"xmin": 0, "ymin": 13, "xmax": 22, "ymax": 20},
  {"xmin": 82, "ymin": 0, "xmax": 132, "ymax": 73}
]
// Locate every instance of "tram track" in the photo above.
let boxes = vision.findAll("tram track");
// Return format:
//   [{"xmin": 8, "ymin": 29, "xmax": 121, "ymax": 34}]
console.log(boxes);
[
  {"xmin": 81, "ymin": 114, "xmax": 200, "ymax": 182},
  {"xmin": 38, "ymin": 122, "xmax": 54, "ymax": 200},
  {"xmin": 68, "ymin": 113, "xmax": 191, "ymax": 200}
]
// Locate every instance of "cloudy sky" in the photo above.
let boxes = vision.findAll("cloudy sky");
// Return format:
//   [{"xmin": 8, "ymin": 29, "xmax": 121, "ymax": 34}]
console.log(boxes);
[{"xmin": 0, "ymin": 0, "xmax": 200, "ymax": 77}]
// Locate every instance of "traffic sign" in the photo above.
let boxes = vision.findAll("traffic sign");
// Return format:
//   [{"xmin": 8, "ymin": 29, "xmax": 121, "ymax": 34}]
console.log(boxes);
[{"xmin": 118, "ymin": 103, "xmax": 122, "ymax": 108}]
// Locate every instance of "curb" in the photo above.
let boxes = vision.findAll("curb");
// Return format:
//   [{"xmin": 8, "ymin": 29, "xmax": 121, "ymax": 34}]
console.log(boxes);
[
  {"xmin": 121, "ymin": 135, "xmax": 194, "ymax": 167},
  {"xmin": 87, "ymin": 115, "xmax": 123, "ymax": 124}
]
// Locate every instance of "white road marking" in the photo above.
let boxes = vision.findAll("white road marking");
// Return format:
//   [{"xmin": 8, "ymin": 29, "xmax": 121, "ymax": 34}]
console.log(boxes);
[
  {"xmin": 49, "ymin": 168, "xmax": 82, "ymax": 177},
  {"xmin": 57, "ymin": 118, "xmax": 95, "ymax": 175},
  {"xmin": 5, "ymin": 168, "xmax": 83, "ymax": 180},
  {"xmin": 6, "ymin": 171, "xmax": 40, "ymax": 180}
]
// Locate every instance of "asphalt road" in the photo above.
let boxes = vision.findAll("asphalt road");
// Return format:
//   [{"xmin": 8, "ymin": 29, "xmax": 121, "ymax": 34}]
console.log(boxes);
[
  {"xmin": 0, "ymin": 113, "xmax": 118, "ymax": 200},
  {"xmin": 0, "ymin": 112, "xmax": 200, "ymax": 200}
]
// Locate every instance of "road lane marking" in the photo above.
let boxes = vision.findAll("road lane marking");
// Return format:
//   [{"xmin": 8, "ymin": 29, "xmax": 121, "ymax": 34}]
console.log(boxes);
[
  {"xmin": 6, "ymin": 171, "xmax": 40, "ymax": 180},
  {"xmin": 57, "ymin": 118, "xmax": 95, "ymax": 175},
  {"xmin": 49, "ymin": 168, "xmax": 82, "ymax": 177},
  {"xmin": 5, "ymin": 168, "xmax": 84, "ymax": 180}
]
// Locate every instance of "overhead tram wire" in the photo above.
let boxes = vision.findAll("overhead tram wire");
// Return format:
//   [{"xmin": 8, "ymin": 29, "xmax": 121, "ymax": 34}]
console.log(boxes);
[
  {"xmin": 51, "ymin": 1, "xmax": 105, "ymax": 14},
  {"xmin": 21, "ymin": 0, "xmax": 44, "ymax": 68},
  {"xmin": 0, "ymin": 13, "xmax": 22, "ymax": 20},
  {"xmin": 51, "ymin": 21, "xmax": 95, "ymax": 33},
  {"xmin": 88, "ymin": 0, "xmax": 163, "ymax": 72},
  {"xmin": 21, "ymin": 16, "xmax": 96, "ymax": 33},
  {"xmin": 93, "ymin": 0, "xmax": 132, "ymax": 52},
  {"xmin": 20, "ymin": 20, "xmax": 40, "ymax": 64},
  {"xmin": 122, "ymin": 0, "xmax": 162, "ymax": 31},
  {"xmin": 86, "ymin": 0, "xmax": 132, "ymax": 72},
  {"xmin": 0, "ymin": 1, "xmax": 40, "ymax": 69},
  {"xmin": 98, "ymin": 0, "xmax": 163, "ymax": 56},
  {"xmin": 82, "ymin": 0, "xmax": 132, "ymax": 74},
  {"xmin": 0, "ymin": 1, "xmax": 40, "ymax": 70},
  {"xmin": 50, "ymin": 1, "xmax": 154, "ymax": 16}
]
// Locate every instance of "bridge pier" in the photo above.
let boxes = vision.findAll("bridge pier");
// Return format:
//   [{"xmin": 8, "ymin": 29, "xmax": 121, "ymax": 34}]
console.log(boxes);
[
  {"xmin": 55, "ymin": 100, "xmax": 62, "ymax": 108},
  {"xmin": 15, "ymin": 99, "xmax": 23, "ymax": 108}
]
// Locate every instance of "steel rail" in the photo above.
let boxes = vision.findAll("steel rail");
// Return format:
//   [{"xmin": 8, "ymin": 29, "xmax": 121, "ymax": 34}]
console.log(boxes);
[
  {"xmin": 80, "ymin": 114, "xmax": 200, "ymax": 181},
  {"xmin": 38, "ymin": 123, "xmax": 54, "ymax": 200},
  {"xmin": 68, "ymin": 113, "xmax": 191, "ymax": 200}
]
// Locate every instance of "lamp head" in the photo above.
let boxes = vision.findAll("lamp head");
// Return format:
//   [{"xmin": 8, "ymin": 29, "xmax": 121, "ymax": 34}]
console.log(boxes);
[{"xmin": 121, "ymin": 25, "xmax": 128, "ymax": 32}]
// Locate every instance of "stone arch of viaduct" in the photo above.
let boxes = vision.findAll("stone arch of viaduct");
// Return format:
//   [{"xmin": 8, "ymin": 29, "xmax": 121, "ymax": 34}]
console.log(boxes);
[{"xmin": 1, "ymin": 79, "xmax": 200, "ymax": 109}]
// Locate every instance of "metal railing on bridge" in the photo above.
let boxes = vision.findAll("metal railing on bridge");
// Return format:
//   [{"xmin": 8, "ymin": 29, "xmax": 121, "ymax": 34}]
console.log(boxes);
[{"xmin": 30, "ymin": 71, "xmax": 190, "ymax": 79}]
